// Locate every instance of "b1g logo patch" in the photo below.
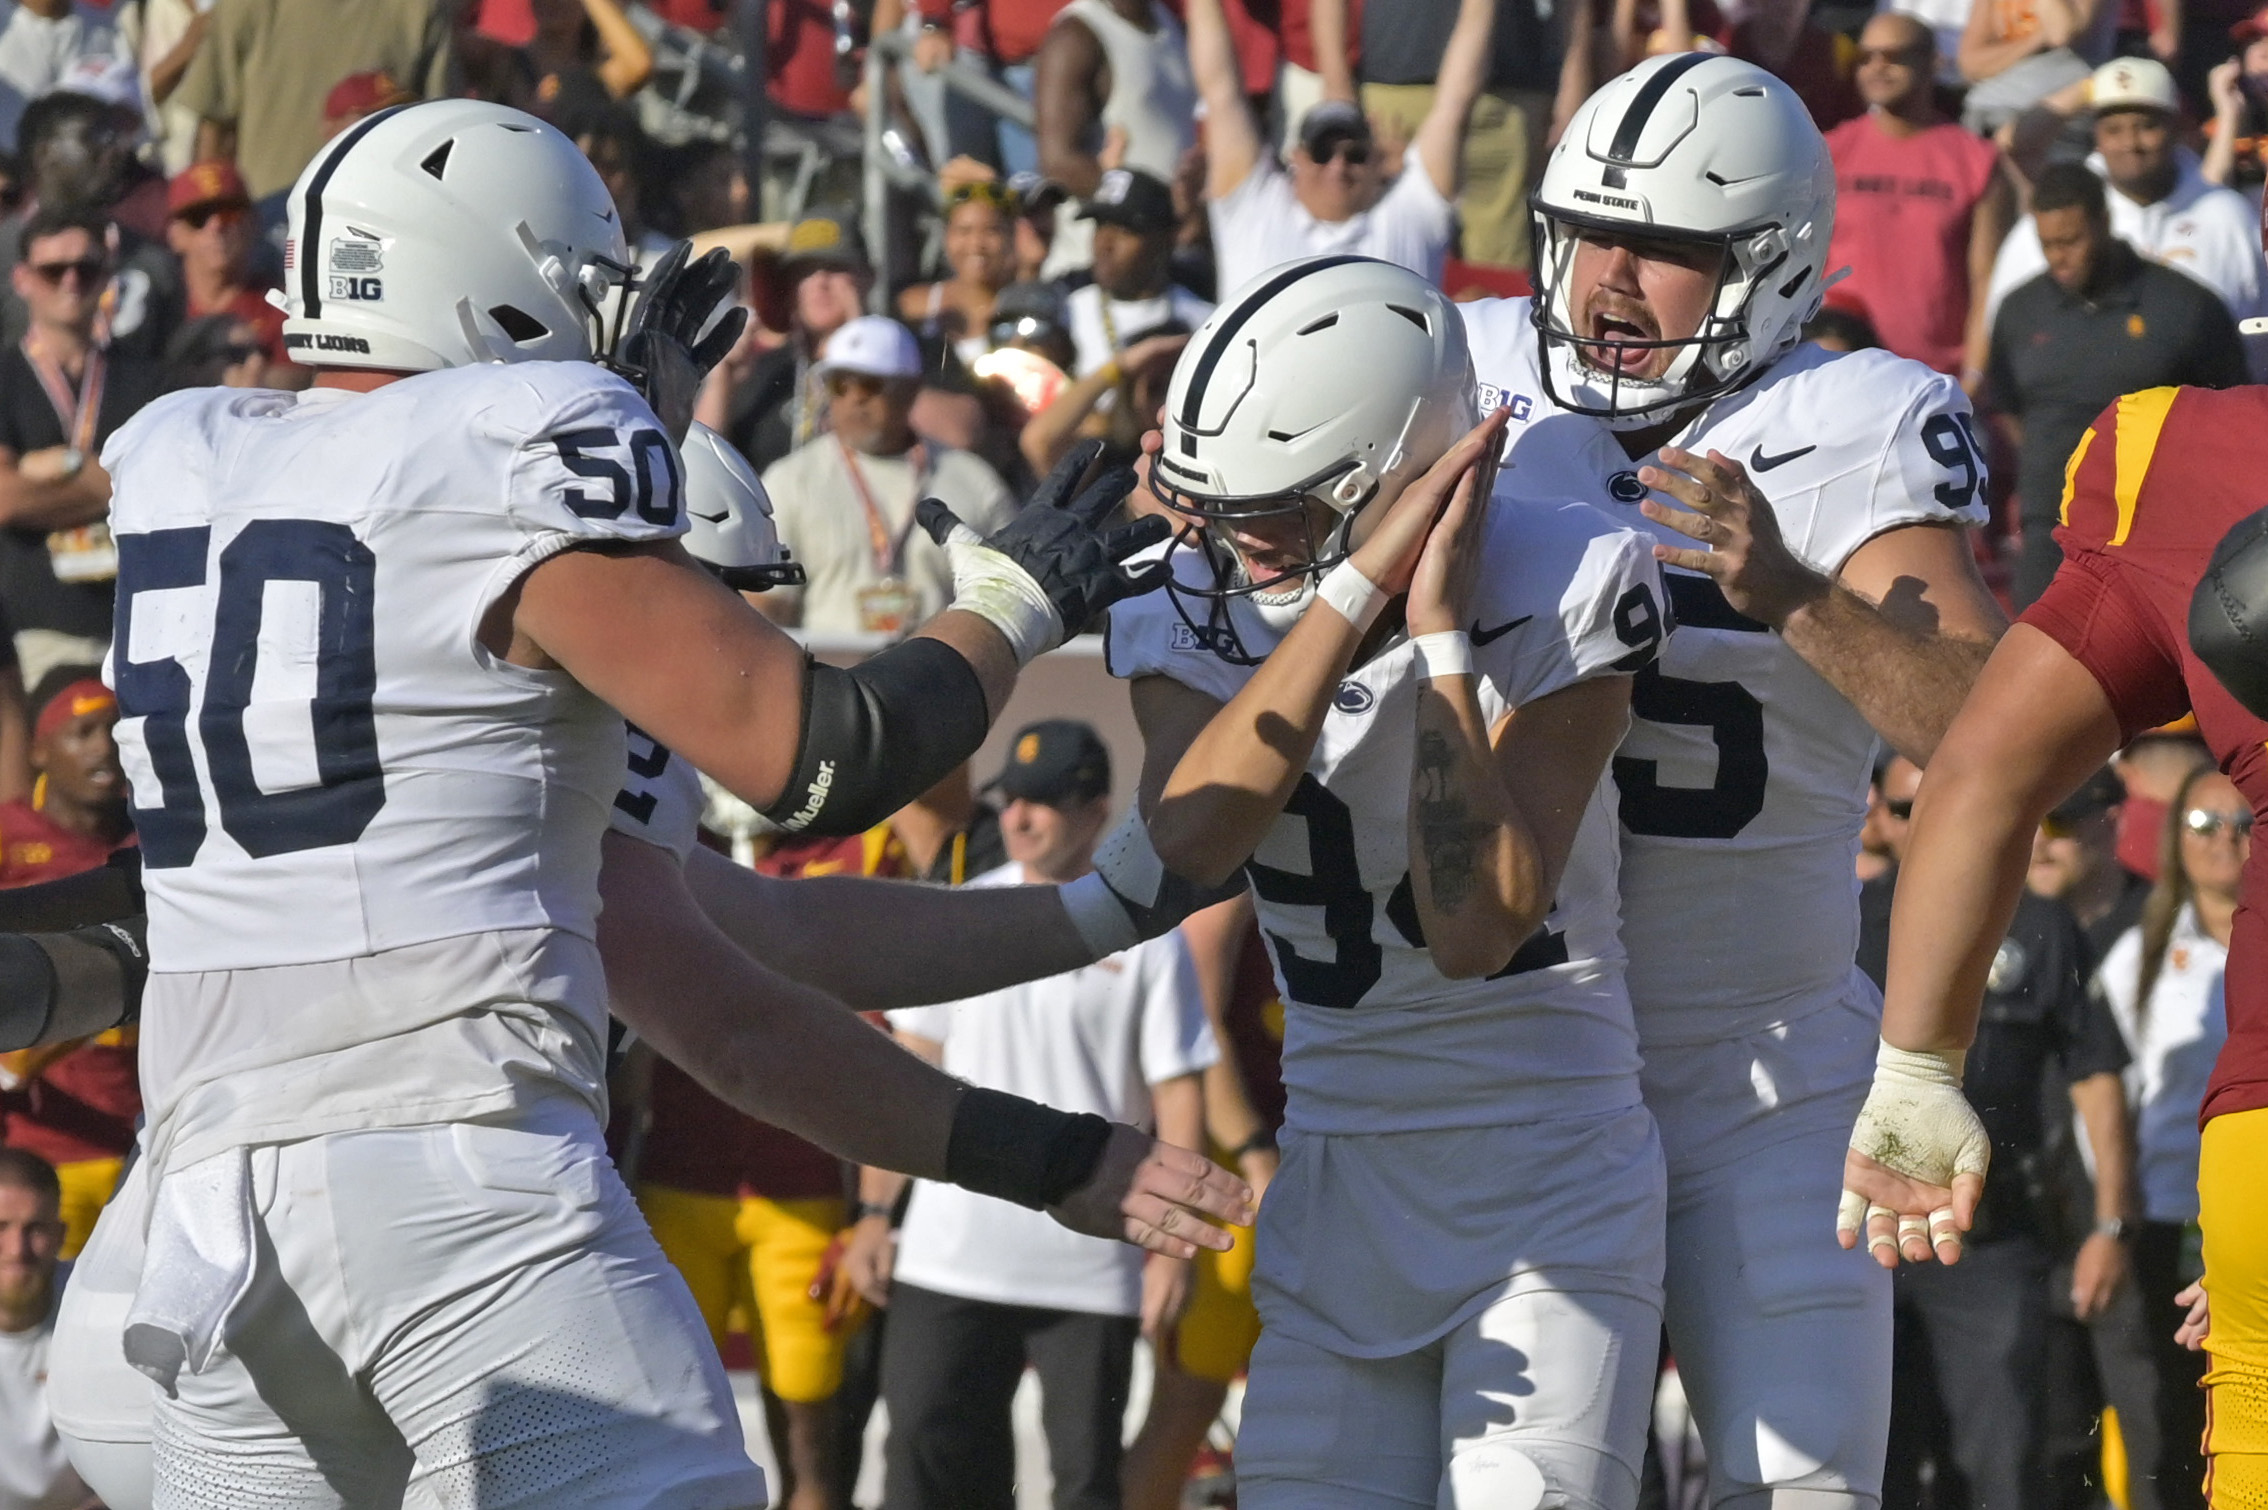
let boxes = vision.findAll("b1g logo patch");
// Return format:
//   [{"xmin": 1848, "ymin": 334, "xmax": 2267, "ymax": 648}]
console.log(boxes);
[
  {"xmin": 328, "ymin": 276, "xmax": 383, "ymax": 301},
  {"xmin": 1169, "ymin": 622, "xmax": 1221, "ymax": 653},
  {"xmin": 1476, "ymin": 383, "xmax": 1534, "ymax": 422}
]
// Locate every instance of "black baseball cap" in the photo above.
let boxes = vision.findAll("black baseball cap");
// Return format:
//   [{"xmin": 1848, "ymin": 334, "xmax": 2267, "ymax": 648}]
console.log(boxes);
[
  {"xmin": 1298, "ymin": 99, "xmax": 1372, "ymax": 158},
  {"xmin": 985, "ymin": 720, "xmax": 1111, "ymax": 805},
  {"xmin": 781, "ymin": 210, "xmax": 872, "ymax": 279},
  {"xmin": 989, "ymin": 280, "xmax": 1071, "ymax": 344},
  {"xmin": 1078, "ymin": 168, "xmax": 1177, "ymax": 233},
  {"xmin": 2049, "ymin": 765, "xmax": 2126, "ymax": 826}
]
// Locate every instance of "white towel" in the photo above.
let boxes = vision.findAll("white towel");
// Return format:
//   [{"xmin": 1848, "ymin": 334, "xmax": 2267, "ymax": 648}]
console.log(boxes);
[{"xmin": 121, "ymin": 1148, "xmax": 255, "ymax": 1397}]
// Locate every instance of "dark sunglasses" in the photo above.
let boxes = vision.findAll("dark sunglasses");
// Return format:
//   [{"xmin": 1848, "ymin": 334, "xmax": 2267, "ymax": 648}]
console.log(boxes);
[
  {"xmin": 177, "ymin": 203, "xmax": 246, "ymax": 231},
  {"xmin": 28, "ymin": 257, "xmax": 107, "ymax": 287},
  {"xmin": 1308, "ymin": 137, "xmax": 1372, "ymax": 166},
  {"xmin": 2184, "ymin": 807, "xmax": 2256, "ymax": 839},
  {"xmin": 1855, "ymin": 45, "xmax": 1929, "ymax": 64},
  {"xmin": 824, "ymin": 371, "xmax": 889, "ymax": 397}
]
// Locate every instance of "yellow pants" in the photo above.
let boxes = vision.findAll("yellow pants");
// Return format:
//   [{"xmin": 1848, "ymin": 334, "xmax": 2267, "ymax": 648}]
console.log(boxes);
[
  {"xmin": 1358, "ymin": 83, "xmax": 1550, "ymax": 270},
  {"xmin": 2202, "ymin": 1107, "xmax": 2268, "ymax": 1505},
  {"xmin": 639, "ymin": 1183, "xmax": 850, "ymax": 1403},
  {"xmin": 53, "ymin": 1155, "xmax": 121, "ymax": 1259},
  {"xmin": 1177, "ymin": 1180, "xmax": 1262, "ymax": 1385}
]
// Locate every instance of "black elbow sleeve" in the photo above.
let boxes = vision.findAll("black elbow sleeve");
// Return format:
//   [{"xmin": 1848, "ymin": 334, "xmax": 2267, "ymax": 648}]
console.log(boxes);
[
  {"xmin": 761, "ymin": 639, "xmax": 991, "ymax": 836},
  {"xmin": 0, "ymin": 915, "xmax": 146, "ymax": 1053}
]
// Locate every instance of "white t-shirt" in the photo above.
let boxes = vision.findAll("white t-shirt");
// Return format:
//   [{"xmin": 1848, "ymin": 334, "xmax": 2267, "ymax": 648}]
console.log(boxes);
[
  {"xmin": 760, "ymin": 436, "xmax": 1016, "ymax": 636},
  {"xmin": 886, "ymin": 863, "xmax": 1216, "ymax": 1316},
  {"xmin": 2095, "ymin": 906, "xmax": 2228, "ymax": 1224},
  {"xmin": 0, "ymin": 1280, "xmax": 92, "ymax": 1510},
  {"xmin": 1209, "ymin": 145, "xmax": 1456, "ymax": 303},
  {"xmin": 1064, "ymin": 283, "xmax": 1216, "ymax": 378},
  {"xmin": 1460, "ymin": 300, "xmax": 1991, "ymax": 1044},
  {"xmin": 1984, "ymin": 149, "xmax": 2268, "ymax": 374}
]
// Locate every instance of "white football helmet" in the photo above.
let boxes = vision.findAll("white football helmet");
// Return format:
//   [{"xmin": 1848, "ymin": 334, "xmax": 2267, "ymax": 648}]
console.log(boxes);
[
  {"xmin": 680, "ymin": 423, "xmax": 803, "ymax": 592},
  {"xmin": 1530, "ymin": 53, "xmax": 1835, "ymax": 428},
  {"xmin": 282, "ymin": 99, "xmax": 636, "ymax": 372},
  {"xmin": 1151, "ymin": 255, "xmax": 1475, "ymax": 662}
]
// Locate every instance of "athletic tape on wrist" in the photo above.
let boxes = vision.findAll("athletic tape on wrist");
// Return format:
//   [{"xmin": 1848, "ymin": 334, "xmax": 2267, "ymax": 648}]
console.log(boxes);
[
  {"xmin": 1315, "ymin": 561, "xmax": 1385, "ymax": 632},
  {"xmin": 943, "ymin": 526, "xmax": 1064, "ymax": 666},
  {"xmin": 1410, "ymin": 630, "xmax": 1474, "ymax": 681},
  {"xmin": 1878, "ymin": 1040, "xmax": 1966, "ymax": 1088}
]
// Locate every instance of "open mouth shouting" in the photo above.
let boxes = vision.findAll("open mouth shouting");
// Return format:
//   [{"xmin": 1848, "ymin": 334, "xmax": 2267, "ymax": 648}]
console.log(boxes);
[{"xmin": 1581, "ymin": 297, "xmax": 1665, "ymax": 379}]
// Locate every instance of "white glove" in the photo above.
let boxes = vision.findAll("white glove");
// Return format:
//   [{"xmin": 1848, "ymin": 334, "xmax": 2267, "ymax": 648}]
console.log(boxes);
[{"xmin": 1838, "ymin": 1041, "xmax": 1992, "ymax": 1260}]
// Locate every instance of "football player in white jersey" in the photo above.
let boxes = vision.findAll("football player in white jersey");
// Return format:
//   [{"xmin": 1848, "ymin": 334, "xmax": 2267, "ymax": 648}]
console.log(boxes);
[
  {"xmin": 73, "ymin": 99, "xmax": 1247, "ymax": 1510},
  {"xmin": 1108, "ymin": 254, "xmax": 1674, "ymax": 1508},
  {"xmin": 1457, "ymin": 55, "xmax": 2009, "ymax": 1509}
]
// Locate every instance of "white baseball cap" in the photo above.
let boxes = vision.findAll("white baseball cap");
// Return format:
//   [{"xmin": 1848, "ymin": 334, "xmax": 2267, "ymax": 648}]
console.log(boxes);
[
  {"xmin": 814, "ymin": 315, "xmax": 922, "ymax": 380},
  {"xmin": 2090, "ymin": 57, "xmax": 2179, "ymax": 115}
]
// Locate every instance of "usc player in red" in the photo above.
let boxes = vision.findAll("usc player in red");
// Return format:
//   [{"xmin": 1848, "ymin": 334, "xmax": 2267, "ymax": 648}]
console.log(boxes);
[{"xmin": 1842, "ymin": 382, "xmax": 2268, "ymax": 1501}]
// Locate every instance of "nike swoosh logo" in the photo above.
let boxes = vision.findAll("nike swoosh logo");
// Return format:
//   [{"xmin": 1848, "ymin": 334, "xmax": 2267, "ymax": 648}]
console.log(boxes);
[
  {"xmin": 1750, "ymin": 444, "xmax": 1817, "ymax": 472},
  {"xmin": 689, "ymin": 509, "xmax": 731, "ymax": 523},
  {"xmin": 1470, "ymin": 614, "xmax": 1533, "ymax": 646}
]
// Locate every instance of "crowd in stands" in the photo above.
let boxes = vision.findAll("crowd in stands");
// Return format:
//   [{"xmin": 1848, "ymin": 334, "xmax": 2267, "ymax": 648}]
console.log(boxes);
[{"xmin": 0, "ymin": 0, "xmax": 2260, "ymax": 1502}]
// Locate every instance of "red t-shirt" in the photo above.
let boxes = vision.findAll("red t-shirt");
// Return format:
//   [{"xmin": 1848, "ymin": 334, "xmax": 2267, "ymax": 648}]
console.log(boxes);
[
  {"xmin": 2020, "ymin": 384, "xmax": 2268, "ymax": 1127},
  {"xmin": 769, "ymin": 0, "xmax": 853, "ymax": 119},
  {"xmin": 1823, "ymin": 115, "xmax": 2000, "ymax": 375},
  {"xmin": 0, "ymin": 804, "xmax": 137, "ymax": 1165}
]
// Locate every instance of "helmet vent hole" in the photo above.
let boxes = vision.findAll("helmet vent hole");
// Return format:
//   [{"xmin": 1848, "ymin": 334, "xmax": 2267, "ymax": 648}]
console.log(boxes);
[
  {"xmin": 1386, "ymin": 304, "xmax": 1430, "ymax": 333},
  {"xmin": 498, "ymin": 122, "xmax": 536, "ymax": 133},
  {"xmin": 488, "ymin": 304, "xmax": 549, "ymax": 342},
  {"xmin": 1704, "ymin": 170, "xmax": 1731, "ymax": 185},
  {"xmin": 421, "ymin": 140, "xmax": 454, "ymax": 179},
  {"xmin": 1296, "ymin": 313, "xmax": 1340, "ymax": 335},
  {"xmin": 1777, "ymin": 265, "xmax": 1812, "ymax": 298},
  {"xmin": 1734, "ymin": 86, "xmax": 1765, "ymax": 96}
]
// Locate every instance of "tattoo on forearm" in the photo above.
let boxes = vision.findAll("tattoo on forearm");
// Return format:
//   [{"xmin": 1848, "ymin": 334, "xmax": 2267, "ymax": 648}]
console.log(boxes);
[{"xmin": 1413, "ymin": 727, "xmax": 1486, "ymax": 915}]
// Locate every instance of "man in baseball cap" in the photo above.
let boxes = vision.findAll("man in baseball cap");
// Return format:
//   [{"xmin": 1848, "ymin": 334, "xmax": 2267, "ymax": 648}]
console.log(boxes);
[
  {"xmin": 1066, "ymin": 167, "xmax": 1212, "ymax": 380},
  {"xmin": 984, "ymin": 720, "xmax": 1112, "ymax": 811},
  {"xmin": 167, "ymin": 160, "xmax": 293, "ymax": 372}
]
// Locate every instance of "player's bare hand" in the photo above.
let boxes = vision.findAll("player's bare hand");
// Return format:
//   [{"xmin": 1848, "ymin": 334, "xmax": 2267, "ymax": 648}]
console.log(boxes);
[
  {"xmin": 1838, "ymin": 1149, "xmax": 1984, "ymax": 1268},
  {"xmin": 1048, "ymin": 1123, "xmax": 1253, "ymax": 1258},
  {"xmin": 837, "ymin": 1212, "xmax": 896, "ymax": 1311},
  {"xmin": 1404, "ymin": 424, "xmax": 1499, "ymax": 638},
  {"xmin": 2176, "ymin": 1281, "xmax": 2210, "ymax": 1350},
  {"xmin": 1639, "ymin": 447, "xmax": 1829, "ymax": 629},
  {"xmin": 1140, "ymin": 1251, "xmax": 1194, "ymax": 1345},
  {"xmin": 1347, "ymin": 407, "xmax": 1511, "ymax": 598}
]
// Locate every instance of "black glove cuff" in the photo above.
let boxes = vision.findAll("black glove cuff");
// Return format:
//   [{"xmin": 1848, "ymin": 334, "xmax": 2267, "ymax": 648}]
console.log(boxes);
[{"xmin": 945, "ymin": 1086, "xmax": 1114, "ymax": 1210}]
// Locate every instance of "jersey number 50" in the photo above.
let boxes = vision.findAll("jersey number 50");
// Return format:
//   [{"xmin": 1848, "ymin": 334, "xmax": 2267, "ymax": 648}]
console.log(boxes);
[{"xmin": 115, "ymin": 520, "xmax": 384, "ymax": 868}]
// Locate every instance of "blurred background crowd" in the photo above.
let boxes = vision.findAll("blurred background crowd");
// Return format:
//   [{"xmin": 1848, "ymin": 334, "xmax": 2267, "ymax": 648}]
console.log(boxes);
[{"xmin": 0, "ymin": 0, "xmax": 2260, "ymax": 1501}]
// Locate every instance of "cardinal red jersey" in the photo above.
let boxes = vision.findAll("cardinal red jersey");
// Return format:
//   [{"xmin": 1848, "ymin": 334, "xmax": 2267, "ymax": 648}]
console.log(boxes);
[
  {"xmin": 2021, "ymin": 384, "xmax": 2268, "ymax": 1126},
  {"xmin": 0, "ymin": 801, "xmax": 129, "ymax": 887}
]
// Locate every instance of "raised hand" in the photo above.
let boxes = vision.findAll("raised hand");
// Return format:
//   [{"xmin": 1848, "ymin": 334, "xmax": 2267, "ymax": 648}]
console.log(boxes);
[
  {"xmin": 1347, "ymin": 408, "xmax": 1512, "ymax": 598},
  {"xmin": 607, "ymin": 241, "xmax": 748, "ymax": 442},
  {"xmin": 1640, "ymin": 447, "xmax": 1829, "ymax": 628},
  {"xmin": 1405, "ymin": 420, "xmax": 1501, "ymax": 638},
  {"xmin": 917, "ymin": 438, "xmax": 1173, "ymax": 663}
]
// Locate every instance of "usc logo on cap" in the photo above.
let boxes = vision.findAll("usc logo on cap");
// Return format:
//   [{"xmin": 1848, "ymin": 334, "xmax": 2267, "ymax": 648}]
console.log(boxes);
[{"xmin": 1016, "ymin": 733, "xmax": 1042, "ymax": 764}]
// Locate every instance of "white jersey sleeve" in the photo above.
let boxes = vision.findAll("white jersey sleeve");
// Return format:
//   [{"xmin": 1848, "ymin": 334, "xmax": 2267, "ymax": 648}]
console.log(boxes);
[
  {"xmin": 1797, "ymin": 350, "xmax": 1989, "ymax": 573},
  {"xmin": 606, "ymin": 725, "xmax": 706, "ymax": 864},
  {"xmin": 1102, "ymin": 542, "xmax": 1272, "ymax": 704},
  {"xmin": 107, "ymin": 362, "xmax": 686, "ymax": 973}
]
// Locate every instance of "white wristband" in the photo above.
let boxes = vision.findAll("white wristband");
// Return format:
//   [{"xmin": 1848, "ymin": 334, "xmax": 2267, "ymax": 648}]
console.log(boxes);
[
  {"xmin": 938, "ymin": 523, "xmax": 1065, "ymax": 666},
  {"xmin": 1315, "ymin": 561, "xmax": 1385, "ymax": 632},
  {"xmin": 1410, "ymin": 630, "xmax": 1474, "ymax": 681}
]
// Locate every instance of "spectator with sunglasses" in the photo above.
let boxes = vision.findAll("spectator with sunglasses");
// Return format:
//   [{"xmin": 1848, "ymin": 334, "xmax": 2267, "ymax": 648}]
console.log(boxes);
[
  {"xmin": 2089, "ymin": 765, "xmax": 2245, "ymax": 1510},
  {"xmin": 897, "ymin": 178, "xmax": 1021, "ymax": 374},
  {"xmin": 759, "ymin": 314, "xmax": 1015, "ymax": 636},
  {"xmin": 2029, "ymin": 764, "xmax": 2152, "ymax": 961},
  {"xmin": 0, "ymin": 205, "xmax": 167, "ymax": 687},
  {"xmin": 163, "ymin": 160, "xmax": 303, "ymax": 386},
  {"xmin": 1185, "ymin": 0, "xmax": 1483, "ymax": 299},
  {"xmin": 1859, "ymin": 753, "xmax": 2136, "ymax": 1510}
]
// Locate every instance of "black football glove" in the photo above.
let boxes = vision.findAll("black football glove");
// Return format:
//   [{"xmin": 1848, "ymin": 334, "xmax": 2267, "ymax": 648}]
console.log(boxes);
[
  {"xmin": 914, "ymin": 440, "xmax": 1173, "ymax": 656},
  {"xmin": 606, "ymin": 240, "xmax": 748, "ymax": 443}
]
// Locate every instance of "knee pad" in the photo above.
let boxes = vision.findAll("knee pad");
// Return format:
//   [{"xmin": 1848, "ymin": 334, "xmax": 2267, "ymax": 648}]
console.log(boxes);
[{"xmin": 1442, "ymin": 1445, "xmax": 1551, "ymax": 1510}]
